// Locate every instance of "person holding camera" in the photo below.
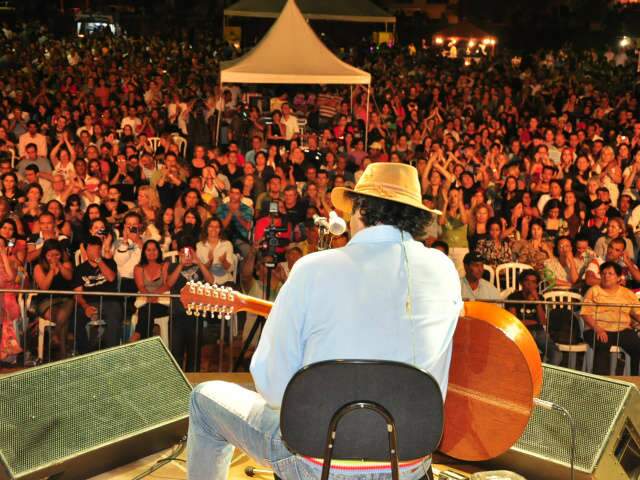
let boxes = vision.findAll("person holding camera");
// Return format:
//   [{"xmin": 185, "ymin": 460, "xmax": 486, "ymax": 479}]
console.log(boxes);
[
  {"xmin": 73, "ymin": 236, "xmax": 121, "ymax": 353},
  {"xmin": 113, "ymin": 212, "xmax": 144, "ymax": 317},
  {"xmin": 165, "ymin": 235, "xmax": 215, "ymax": 371}
]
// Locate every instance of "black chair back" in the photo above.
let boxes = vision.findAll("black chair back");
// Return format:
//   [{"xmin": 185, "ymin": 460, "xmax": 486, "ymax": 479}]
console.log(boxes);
[{"xmin": 280, "ymin": 360, "xmax": 443, "ymax": 461}]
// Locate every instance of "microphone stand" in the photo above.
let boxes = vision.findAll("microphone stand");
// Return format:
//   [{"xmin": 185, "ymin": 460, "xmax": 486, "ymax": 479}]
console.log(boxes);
[
  {"xmin": 316, "ymin": 223, "xmax": 332, "ymax": 251},
  {"xmin": 233, "ymin": 220, "xmax": 279, "ymax": 372},
  {"xmin": 233, "ymin": 218, "xmax": 333, "ymax": 371}
]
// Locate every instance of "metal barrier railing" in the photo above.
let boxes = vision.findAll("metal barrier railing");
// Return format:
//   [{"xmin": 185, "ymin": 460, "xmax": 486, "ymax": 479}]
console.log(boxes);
[
  {"xmin": 465, "ymin": 297, "xmax": 640, "ymax": 375},
  {"xmin": 3, "ymin": 287, "xmax": 639, "ymax": 375},
  {"xmin": 0, "ymin": 288, "xmax": 211, "ymax": 370}
]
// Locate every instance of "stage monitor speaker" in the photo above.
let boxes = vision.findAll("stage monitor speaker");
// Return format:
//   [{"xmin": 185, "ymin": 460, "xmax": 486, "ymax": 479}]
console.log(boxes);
[
  {"xmin": 492, "ymin": 364, "xmax": 640, "ymax": 480},
  {"xmin": 0, "ymin": 337, "xmax": 192, "ymax": 480}
]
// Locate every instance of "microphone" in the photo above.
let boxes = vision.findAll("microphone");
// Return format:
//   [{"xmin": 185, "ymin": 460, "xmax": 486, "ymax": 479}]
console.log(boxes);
[
  {"xmin": 328, "ymin": 211, "xmax": 347, "ymax": 236},
  {"xmin": 312, "ymin": 214, "xmax": 329, "ymax": 229}
]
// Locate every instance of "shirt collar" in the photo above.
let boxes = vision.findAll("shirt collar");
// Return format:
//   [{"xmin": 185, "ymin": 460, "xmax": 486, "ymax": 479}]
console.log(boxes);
[{"xmin": 348, "ymin": 225, "xmax": 410, "ymax": 245}]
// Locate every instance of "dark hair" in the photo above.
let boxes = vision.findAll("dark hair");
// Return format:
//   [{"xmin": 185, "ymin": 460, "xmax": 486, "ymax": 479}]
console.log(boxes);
[
  {"xmin": 543, "ymin": 199, "xmax": 563, "ymax": 218},
  {"xmin": 0, "ymin": 218, "xmax": 17, "ymax": 239},
  {"xmin": 25, "ymin": 164, "xmax": 39, "ymax": 173},
  {"xmin": 527, "ymin": 217, "xmax": 546, "ymax": 239},
  {"xmin": 65, "ymin": 194, "xmax": 82, "ymax": 211},
  {"xmin": 182, "ymin": 207, "xmax": 202, "ymax": 233},
  {"xmin": 600, "ymin": 261, "xmax": 622, "ymax": 276},
  {"xmin": 155, "ymin": 206, "xmax": 175, "ymax": 241},
  {"xmin": 609, "ymin": 237, "xmax": 626, "ymax": 250},
  {"xmin": 346, "ymin": 192, "xmax": 432, "ymax": 239},
  {"xmin": 201, "ymin": 216, "xmax": 224, "ymax": 242},
  {"xmin": 25, "ymin": 182, "xmax": 43, "ymax": 198},
  {"xmin": 517, "ymin": 269, "xmax": 540, "ymax": 286},
  {"xmin": 38, "ymin": 239, "xmax": 65, "ymax": 273},
  {"xmin": 431, "ymin": 240, "xmax": 449, "ymax": 255},
  {"xmin": 553, "ymin": 235, "xmax": 574, "ymax": 257},
  {"xmin": 177, "ymin": 234, "xmax": 196, "ymax": 250},
  {"xmin": 486, "ymin": 216, "xmax": 503, "ymax": 233},
  {"xmin": 181, "ymin": 188, "xmax": 205, "ymax": 209},
  {"xmin": 139, "ymin": 239, "xmax": 164, "ymax": 266},
  {"xmin": 84, "ymin": 235, "xmax": 102, "ymax": 249},
  {"xmin": 574, "ymin": 233, "xmax": 590, "ymax": 244}
]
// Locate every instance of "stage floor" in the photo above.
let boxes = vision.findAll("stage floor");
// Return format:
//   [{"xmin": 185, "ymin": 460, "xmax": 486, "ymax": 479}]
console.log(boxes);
[
  {"xmin": 89, "ymin": 372, "xmax": 482, "ymax": 480},
  {"xmin": 85, "ymin": 374, "xmax": 640, "ymax": 480}
]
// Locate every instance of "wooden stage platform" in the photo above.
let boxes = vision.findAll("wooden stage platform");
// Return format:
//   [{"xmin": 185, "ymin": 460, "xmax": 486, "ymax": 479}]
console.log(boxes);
[
  {"xmin": 84, "ymin": 373, "xmax": 640, "ymax": 479},
  {"xmin": 89, "ymin": 372, "xmax": 482, "ymax": 480}
]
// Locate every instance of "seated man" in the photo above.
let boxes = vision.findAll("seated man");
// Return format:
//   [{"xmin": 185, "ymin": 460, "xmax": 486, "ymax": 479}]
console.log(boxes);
[
  {"xmin": 73, "ymin": 236, "xmax": 121, "ymax": 352},
  {"xmin": 187, "ymin": 163, "xmax": 462, "ymax": 480},
  {"xmin": 581, "ymin": 261, "xmax": 640, "ymax": 375},
  {"xmin": 460, "ymin": 252, "xmax": 501, "ymax": 302},
  {"xmin": 507, "ymin": 269, "xmax": 561, "ymax": 365}
]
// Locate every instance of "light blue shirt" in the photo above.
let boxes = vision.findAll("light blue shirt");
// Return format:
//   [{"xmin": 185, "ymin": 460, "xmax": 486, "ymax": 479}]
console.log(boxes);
[
  {"xmin": 460, "ymin": 277, "xmax": 501, "ymax": 302},
  {"xmin": 250, "ymin": 225, "xmax": 463, "ymax": 408}
]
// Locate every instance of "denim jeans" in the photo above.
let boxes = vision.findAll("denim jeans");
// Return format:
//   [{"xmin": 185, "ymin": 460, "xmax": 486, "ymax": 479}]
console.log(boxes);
[{"xmin": 187, "ymin": 381, "xmax": 433, "ymax": 480}]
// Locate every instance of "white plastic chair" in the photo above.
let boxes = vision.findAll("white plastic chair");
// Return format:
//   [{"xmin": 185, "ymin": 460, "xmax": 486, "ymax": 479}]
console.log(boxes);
[
  {"xmin": 147, "ymin": 136, "xmax": 162, "ymax": 153},
  {"xmin": 22, "ymin": 292, "xmax": 55, "ymax": 363},
  {"xmin": 495, "ymin": 262, "xmax": 534, "ymax": 298},
  {"xmin": 164, "ymin": 250, "xmax": 180, "ymax": 264},
  {"xmin": 483, "ymin": 264, "xmax": 495, "ymax": 287},
  {"xmin": 609, "ymin": 345, "xmax": 631, "ymax": 376},
  {"xmin": 542, "ymin": 290, "xmax": 588, "ymax": 370},
  {"xmin": 170, "ymin": 134, "xmax": 187, "ymax": 158},
  {"xmin": 130, "ymin": 311, "xmax": 169, "ymax": 346}
]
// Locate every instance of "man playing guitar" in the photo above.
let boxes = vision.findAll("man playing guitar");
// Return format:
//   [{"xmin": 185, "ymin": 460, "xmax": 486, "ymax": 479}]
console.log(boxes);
[{"xmin": 187, "ymin": 163, "xmax": 463, "ymax": 480}]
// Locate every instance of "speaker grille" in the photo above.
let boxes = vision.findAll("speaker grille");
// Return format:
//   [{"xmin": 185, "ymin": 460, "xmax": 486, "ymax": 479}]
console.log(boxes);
[
  {"xmin": 0, "ymin": 338, "xmax": 191, "ymax": 478},
  {"xmin": 514, "ymin": 365, "xmax": 630, "ymax": 472}
]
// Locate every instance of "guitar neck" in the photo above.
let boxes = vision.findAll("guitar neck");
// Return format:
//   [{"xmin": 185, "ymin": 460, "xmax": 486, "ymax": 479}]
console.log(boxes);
[{"xmin": 237, "ymin": 293, "xmax": 274, "ymax": 317}]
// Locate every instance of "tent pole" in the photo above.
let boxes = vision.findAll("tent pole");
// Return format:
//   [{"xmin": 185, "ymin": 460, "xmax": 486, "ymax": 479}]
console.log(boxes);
[
  {"xmin": 216, "ymin": 83, "xmax": 223, "ymax": 147},
  {"xmin": 364, "ymin": 83, "xmax": 370, "ymax": 150},
  {"xmin": 350, "ymin": 86, "xmax": 353, "ymax": 115}
]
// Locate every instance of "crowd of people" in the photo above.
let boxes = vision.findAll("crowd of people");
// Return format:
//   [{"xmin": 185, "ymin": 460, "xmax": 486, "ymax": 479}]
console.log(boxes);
[{"xmin": 1, "ymin": 20, "xmax": 640, "ymax": 372}]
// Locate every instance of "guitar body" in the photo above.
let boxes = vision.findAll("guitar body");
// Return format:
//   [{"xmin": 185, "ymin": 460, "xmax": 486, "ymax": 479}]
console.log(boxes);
[
  {"xmin": 439, "ymin": 301, "xmax": 543, "ymax": 461},
  {"xmin": 180, "ymin": 284, "xmax": 543, "ymax": 461}
]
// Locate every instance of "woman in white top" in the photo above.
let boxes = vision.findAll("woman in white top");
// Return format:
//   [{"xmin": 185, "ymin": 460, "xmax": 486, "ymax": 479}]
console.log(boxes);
[{"xmin": 196, "ymin": 217, "xmax": 234, "ymax": 285}]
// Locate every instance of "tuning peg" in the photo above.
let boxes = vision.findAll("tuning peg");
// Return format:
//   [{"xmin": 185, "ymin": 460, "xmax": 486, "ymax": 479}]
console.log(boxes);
[
  {"xmin": 186, "ymin": 303, "xmax": 193, "ymax": 315},
  {"xmin": 204, "ymin": 284, "xmax": 212, "ymax": 297},
  {"xmin": 188, "ymin": 281, "xmax": 196, "ymax": 294},
  {"xmin": 194, "ymin": 304, "xmax": 202, "ymax": 317}
]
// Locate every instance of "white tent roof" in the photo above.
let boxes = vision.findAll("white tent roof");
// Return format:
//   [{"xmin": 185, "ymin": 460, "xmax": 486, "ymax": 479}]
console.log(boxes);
[
  {"xmin": 220, "ymin": 0, "xmax": 371, "ymax": 85},
  {"xmin": 224, "ymin": 0, "xmax": 395, "ymax": 24}
]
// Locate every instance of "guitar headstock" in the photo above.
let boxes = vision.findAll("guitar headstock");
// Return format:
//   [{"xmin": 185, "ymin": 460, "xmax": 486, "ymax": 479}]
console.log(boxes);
[{"xmin": 179, "ymin": 281, "xmax": 240, "ymax": 320}]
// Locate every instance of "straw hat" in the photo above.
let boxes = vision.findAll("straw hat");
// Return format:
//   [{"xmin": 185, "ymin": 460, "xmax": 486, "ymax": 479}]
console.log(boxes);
[{"xmin": 331, "ymin": 163, "xmax": 441, "ymax": 215}]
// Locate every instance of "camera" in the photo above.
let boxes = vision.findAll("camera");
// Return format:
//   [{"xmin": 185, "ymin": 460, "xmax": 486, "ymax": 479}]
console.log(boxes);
[
  {"xmin": 7, "ymin": 239, "xmax": 15, "ymax": 248},
  {"xmin": 98, "ymin": 229, "xmax": 107, "ymax": 236},
  {"xmin": 269, "ymin": 201, "xmax": 279, "ymax": 216},
  {"xmin": 259, "ymin": 224, "xmax": 288, "ymax": 261},
  {"xmin": 129, "ymin": 226, "xmax": 139, "ymax": 234}
]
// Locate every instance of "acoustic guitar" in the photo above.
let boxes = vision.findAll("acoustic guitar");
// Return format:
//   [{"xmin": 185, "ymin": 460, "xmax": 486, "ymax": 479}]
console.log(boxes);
[{"xmin": 180, "ymin": 281, "xmax": 542, "ymax": 461}]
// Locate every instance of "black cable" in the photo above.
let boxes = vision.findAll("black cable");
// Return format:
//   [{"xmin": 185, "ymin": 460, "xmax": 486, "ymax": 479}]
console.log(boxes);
[{"xmin": 132, "ymin": 437, "xmax": 187, "ymax": 480}]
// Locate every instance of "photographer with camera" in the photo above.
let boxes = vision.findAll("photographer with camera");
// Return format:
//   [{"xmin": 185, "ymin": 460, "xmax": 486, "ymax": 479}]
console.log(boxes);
[{"xmin": 113, "ymin": 212, "xmax": 144, "ymax": 319}]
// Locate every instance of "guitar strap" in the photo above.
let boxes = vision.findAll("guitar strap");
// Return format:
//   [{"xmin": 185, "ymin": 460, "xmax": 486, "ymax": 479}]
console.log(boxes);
[{"xmin": 400, "ymin": 231, "xmax": 417, "ymax": 366}]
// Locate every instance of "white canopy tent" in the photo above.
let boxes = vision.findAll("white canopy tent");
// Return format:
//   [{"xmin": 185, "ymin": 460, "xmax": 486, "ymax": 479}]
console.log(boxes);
[{"xmin": 218, "ymin": 0, "xmax": 372, "ymax": 146}]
